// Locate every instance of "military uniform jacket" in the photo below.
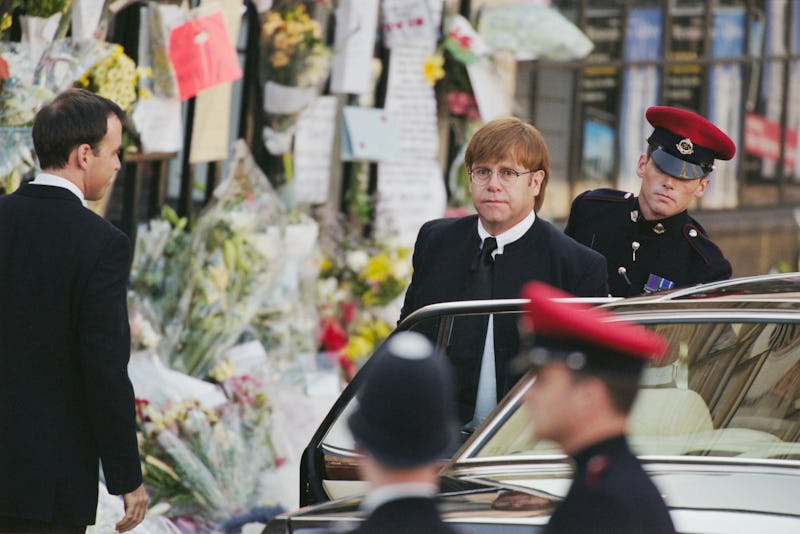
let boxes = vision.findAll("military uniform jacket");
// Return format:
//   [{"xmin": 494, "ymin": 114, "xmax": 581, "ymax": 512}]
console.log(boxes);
[
  {"xmin": 399, "ymin": 214, "xmax": 608, "ymax": 422},
  {"xmin": 565, "ymin": 189, "xmax": 731, "ymax": 297},
  {"xmin": 546, "ymin": 435, "xmax": 676, "ymax": 534},
  {"xmin": 346, "ymin": 497, "xmax": 459, "ymax": 534},
  {"xmin": 0, "ymin": 185, "xmax": 142, "ymax": 526}
]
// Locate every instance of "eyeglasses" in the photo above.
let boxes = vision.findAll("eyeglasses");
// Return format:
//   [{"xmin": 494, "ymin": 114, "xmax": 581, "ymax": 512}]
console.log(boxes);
[{"xmin": 469, "ymin": 167, "xmax": 536, "ymax": 185}]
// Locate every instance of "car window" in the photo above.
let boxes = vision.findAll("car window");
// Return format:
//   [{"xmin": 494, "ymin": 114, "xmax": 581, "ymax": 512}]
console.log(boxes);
[{"xmin": 467, "ymin": 320, "xmax": 800, "ymax": 462}]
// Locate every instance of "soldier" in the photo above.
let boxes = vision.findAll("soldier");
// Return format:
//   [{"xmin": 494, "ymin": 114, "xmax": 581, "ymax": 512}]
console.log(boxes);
[
  {"xmin": 565, "ymin": 106, "xmax": 735, "ymax": 297},
  {"xmin": 512, "ymin": 281, "xmax": 676, "ymax": 533},
  {"xmin": 344, "ymin": 331, "xmax": 460, "ymax": 534}
]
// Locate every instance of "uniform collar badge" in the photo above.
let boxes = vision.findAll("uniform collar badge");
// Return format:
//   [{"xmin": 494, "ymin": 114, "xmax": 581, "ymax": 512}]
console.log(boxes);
[
  {"xmin": 677, "ymin": 138, "xmax": 694, "ymax": 155},
  {"xmin": 653, "ymin": 222, "xmax": 666, "ymax": 235}
]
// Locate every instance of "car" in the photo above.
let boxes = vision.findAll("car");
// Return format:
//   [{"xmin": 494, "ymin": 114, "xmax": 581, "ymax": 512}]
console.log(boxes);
[{"xmin": 266, "ymin": 273, "xmax": 800, "ymax": 533}]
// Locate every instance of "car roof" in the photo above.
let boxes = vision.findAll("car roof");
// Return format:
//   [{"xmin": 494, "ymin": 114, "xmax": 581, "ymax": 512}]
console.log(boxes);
[{"xmin": 398, "ymin": 273, "xmax": 800, "ymax": 331}]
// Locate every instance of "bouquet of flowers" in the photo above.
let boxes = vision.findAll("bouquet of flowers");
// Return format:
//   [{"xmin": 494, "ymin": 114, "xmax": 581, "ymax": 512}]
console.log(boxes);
[
  {"xmin": 0, "ymin": 39, "xmax": 115, "ymax": 194},
  {"xmin": 316, "ymin": 212, "xmax": 411, "ymax": 379},
  {"xmin": 135, "ymin": 368, "xmax": 286, "ymax": 528},
  {"xmin": 129, "ymin": 206, "xmax": 192, "ymax": 339},
  {"xmin": 260, "ymin": 2, "xmax": 331, "ymax": 154},
  {"xmin": 75, "ymin": 43, "xmax": 151, "ymax": 113},
  {"xmin": 162, "ymin": 141, "xmax": 287, "ymax": 377}
]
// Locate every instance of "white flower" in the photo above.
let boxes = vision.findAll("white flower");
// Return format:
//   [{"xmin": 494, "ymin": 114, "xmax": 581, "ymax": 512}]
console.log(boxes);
[
  {"xmin": 346, "ymin": 250, "xmax": 369, "ymax": 272},
  {"xmin": 228, "ymin": 211, "xmax": 258, "ymax": 232}
]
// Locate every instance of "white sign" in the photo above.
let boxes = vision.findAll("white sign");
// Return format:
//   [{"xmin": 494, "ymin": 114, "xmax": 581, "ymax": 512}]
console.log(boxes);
[
  {"xmin": 330, "ymin": 0, "xmax": 380, "ymax": 95},
  {"xmin": 385, "ymin": 45, "xmax": 439, "ymax": 159},
  {"xmin": 380, "ymin": 0, "xmax": 438, "ymax": 48},
  {"xmin": 377, "ymin": 160, "xmax": 446, "ymax": 246},
  {"xmin": 131, "ymin": 96, "xmax": 184, "ymax": 154},
  {"xmin": 293, "ymin": 96, "xmax": 338, "ymax": 204}
]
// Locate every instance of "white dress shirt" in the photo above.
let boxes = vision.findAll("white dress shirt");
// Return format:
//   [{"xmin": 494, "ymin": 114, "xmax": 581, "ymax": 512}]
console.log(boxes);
[
  {"xmin": 467, "ymin": 210, "xmax": 537, "ymax": 429},
  {"xmin": 30, "ymin": 173, "xmax": 87, "ymax": 207}
]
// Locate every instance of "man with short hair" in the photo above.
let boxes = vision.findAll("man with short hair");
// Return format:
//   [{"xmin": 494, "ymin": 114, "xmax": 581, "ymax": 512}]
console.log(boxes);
[
  {"xmin": 400, "ymin": 117, "xmax": 608, "ymax": 428},
  {"xmin": 345, "ymin": 331, "xmax": 460, "ymax": 534},
  {"xmin": 512, "ymin": 281, "xmax": 676, "ymax": 533},
  {"xmin": 0, "ymin": 88, "xmax": 148, "ymax": 533},
  {"xmin": 566, "ymin": 105, "xmax": 734, "ymax": 296}
]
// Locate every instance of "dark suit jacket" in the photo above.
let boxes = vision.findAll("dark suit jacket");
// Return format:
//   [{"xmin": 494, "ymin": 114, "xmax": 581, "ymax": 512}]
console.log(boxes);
[
  {"xmin": 348, "ymin": 497, "xmax": 459, "ymax": 534},
  {"xmin": 546, "ymin": 435, "xmax": 675, "ymax": 533},
  {"xmin": 565, "ymin": 189, "xmax": 731, "ymax": 296},
  {"xmin": 399, "ymin": 215, "xmax": 608, "ymax": 421},
  {"xmin": 0, "ymin": 184, "xmax": 142, "ymax": 526}
]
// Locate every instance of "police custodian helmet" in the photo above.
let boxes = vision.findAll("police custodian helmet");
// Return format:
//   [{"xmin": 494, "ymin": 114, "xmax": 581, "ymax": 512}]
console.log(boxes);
[{"xmin": 348, "ymin": 331, "xmax": 459, "ymax": 468}]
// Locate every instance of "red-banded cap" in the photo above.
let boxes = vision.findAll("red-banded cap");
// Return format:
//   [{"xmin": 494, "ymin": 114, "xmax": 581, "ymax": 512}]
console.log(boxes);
[
  {"xmin": 645, "ymin": 106, "xmax": 736, "ymax": 180},
  {"xmin": 519, "ymin": 281, "xmax": 669, "ymax": 361}
]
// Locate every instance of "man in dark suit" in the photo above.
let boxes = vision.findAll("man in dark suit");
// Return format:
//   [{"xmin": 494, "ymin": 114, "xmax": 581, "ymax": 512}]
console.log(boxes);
[
  {"xmin": 345, "ymin": 331, "xmax": 460, "ymax": 534},
  {"xmin": 399, "ymin": 117, "xmax": 608, "ymax": 426},
  {"xmin": 0, "ymin": 89, "xmax": 148, "ymax": 533},
  {"xmin": 565, "ymin": 106, "xmax": 734, "ymax": 297},
  {"xmin": 512, "ymin": 281, "xmax": 675, "ymax": 533}
]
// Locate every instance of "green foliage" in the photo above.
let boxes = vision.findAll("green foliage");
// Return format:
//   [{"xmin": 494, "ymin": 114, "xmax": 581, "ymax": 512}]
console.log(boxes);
[{"xmin": 13, "ymin": 0, "xmax": 70, "ymax": 18}]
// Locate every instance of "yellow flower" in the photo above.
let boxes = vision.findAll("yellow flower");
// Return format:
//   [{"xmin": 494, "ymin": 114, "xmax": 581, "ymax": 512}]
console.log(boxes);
[
  {"xmin": 208, "ymin": 358, "xmax": 235, "ymax": 382},
  {"xmin": 271, "ymin": 51, "xmax": 290, "ymax": 68},
  {"xmin": 363, "ymin": 253, "xmax": 391, "ymax": 284},
  {"xmin": 344, "ymin": 334, "xmax": 373, "ymax": 361},
  {"xmin": 1, "ymin": 13, "xmax": 11, "ymax": 32},
  {"xmin": 263, "ymin": 12, "xmax": 285, "ymax": 36},
  {"xmin": 423, "ymin": 54, "xmax": 445, "ymax": 85},
  {"xmin": 320, "ymin": 256, "xmax": 332, "ymax": 273}
]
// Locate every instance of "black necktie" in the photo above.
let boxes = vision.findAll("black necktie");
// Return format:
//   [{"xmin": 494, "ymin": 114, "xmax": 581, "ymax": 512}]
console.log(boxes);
[{"xmin": 469, "ymin": 237, "xmax": 497, "ymax": 300}]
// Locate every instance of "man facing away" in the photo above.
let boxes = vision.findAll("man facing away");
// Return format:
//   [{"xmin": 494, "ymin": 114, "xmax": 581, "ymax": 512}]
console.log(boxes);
[
  {"xmin": 344, "ymin": 331, "xmax": 460, "ymax": 534},
  {"xmin": 566, "ymin": 105, "xmax": 734, "ymax": 296},
  {"xmin": 399, "ymin": 117, "xmax": 608, "ymax": 428},
  {"xmin": 0, "ymin": 88, "xmax": 148, "ymax": 533},
  {"xmin": 512, "ymin": 281, "xmax": 676, "ymax": 533}
]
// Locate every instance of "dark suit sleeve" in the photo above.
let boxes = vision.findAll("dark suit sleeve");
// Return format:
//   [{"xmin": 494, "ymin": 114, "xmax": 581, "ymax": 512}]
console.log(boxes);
[
  {"xmin": 399, "ymin": 221, "xmax": 433, "ymax": 323},
  {"xmin": 77, "ymin": 231, "xmax": 142, "ymax": 495},
  {"xmin": 574, "ymin": 249, "xmax": 609, "ymax": 297},
  {"xmin": 564, "ymin": 194, "xmax": 582, "ymax": 238}
]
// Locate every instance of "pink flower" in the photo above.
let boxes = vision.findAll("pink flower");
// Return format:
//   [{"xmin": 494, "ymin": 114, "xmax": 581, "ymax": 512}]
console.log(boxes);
[
  {"xmin": 0, "ymin": 55, "xmax": 8, "ymax": 81},
  {"xmin": 447, "ymin": 91, "xmax": 479, "ymax": 119}
]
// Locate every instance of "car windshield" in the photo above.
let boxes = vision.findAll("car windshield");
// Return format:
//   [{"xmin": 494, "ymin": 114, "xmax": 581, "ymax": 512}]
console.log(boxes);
[{"xmin": 465, "ymin": 320, "xmax": 800, "ymax": 462}]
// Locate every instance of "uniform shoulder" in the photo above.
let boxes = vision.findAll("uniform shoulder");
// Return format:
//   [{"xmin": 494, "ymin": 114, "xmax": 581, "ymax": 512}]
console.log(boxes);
[
  {"xmin": 682, "ymin": 222, "xmax": 728, "ymax": 266},
  {"xmin": 575, "ymin": 188, "xmax": 637, "ymax": 203}
]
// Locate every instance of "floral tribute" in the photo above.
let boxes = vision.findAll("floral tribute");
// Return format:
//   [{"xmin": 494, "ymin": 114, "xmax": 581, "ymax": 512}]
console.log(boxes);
[
  {"xmin": 134, "ymin": 366, "xmax": 286, "ymax": 529},
  {"xmin": 259, "ymin": 1, "xmax": 332, "ymax": 155},
  {"xmin": 160, "ymin": 141, "xmax": 287, "ymax": 377},
  {"xmin": 315, "ymin": 211, "xmax": 411, "ymax": 380},
  {"xmin": 261, "ymin": 3, "xmax": 329, "ymax": 88},
  {"xmin": 75, "ymin": 44, "xmax": 151, "ymax": 113}
]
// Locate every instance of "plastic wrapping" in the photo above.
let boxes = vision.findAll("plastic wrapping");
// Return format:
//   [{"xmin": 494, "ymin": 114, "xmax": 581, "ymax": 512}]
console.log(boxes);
[{"xmin": 163, "ymin": 140, "xmax": 287, "ymax": 377}]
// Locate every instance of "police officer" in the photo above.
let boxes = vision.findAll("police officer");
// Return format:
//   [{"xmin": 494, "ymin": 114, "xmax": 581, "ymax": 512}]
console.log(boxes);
[
  {"xmin": 565, "ymin": 106, "xmax": 735, "ymax": 297},
  {"xmin": 512, "ymin": 281, "xmax": 676, "ymax": 534},
  {"xmin": 345, "ymin": 331, "xmax": 460, "ymax": 534}
]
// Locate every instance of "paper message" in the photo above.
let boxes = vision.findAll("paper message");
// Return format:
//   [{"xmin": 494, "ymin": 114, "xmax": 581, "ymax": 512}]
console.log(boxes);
[
  {"xmin": 384, "ymin": 45, "xmax": 439, "ymax": 159},
  {"xmin": 131, "ymin": 96, "xmax": 184, "ymax": 154},
  {"xmin": 294, "ymin": 96, "xmax": 338, "ymax": 204},
  {"xmin": 377, "ymin": 160, "xmax": 446, "ymax": 246},
  {"xmin": 330, "ymin": 0, "xmax": 380, "ymax": 95},
  {"xmin": 381, "ymin": 0, "xmax": 437, "ymax": 48}
]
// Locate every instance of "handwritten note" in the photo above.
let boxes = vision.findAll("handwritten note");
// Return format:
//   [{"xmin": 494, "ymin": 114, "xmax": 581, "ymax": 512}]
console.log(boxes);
[
  {"xmin": 131, "ymin": 96, "xmax": 184, "ymax": 154},
  {"xmin": 384, "ymin": 44, "xmax": 439, "ymax": 159},
  {"xmin": 293, "ymin": 96, "xmax": 338, "ymax": 204},
  {"xmin": 381, "ymin": 0, "xmax": 437, "ymax": 48},
  {"xmin": 377, "ymin": 160, "xmax": 446, "ymax": 246}
]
